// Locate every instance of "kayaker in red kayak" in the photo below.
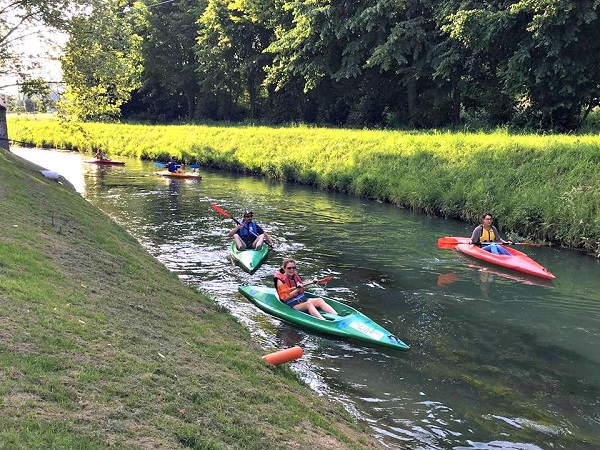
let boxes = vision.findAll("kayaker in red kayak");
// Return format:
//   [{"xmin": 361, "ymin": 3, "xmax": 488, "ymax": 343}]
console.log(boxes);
[
  {"xmin": 274, "ymin": 258, "xmax": 338, "ymax": 320},
  {"xmin": 95, "ymin": 148, "xmax": 108, "ymax": 160},
  {"xmin": 470, "ymin": 212, "xmax": 512, "ymax": 256},
  {"xmin": 228, "ymin": 210, "xmax": 274, "ymax": 250}
]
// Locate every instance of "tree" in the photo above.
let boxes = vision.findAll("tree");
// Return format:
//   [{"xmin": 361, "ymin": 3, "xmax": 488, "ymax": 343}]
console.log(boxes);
[
  {"xmin": 440, "ymin": 0, "xmax": 600, "ymax": 131},
  {"xmin": 20, "ymin": 78, "xmax": 57, "ymax": 112},
  {"xmin": 59, "ymin": 1, "xmax": 144, "ymax": 121},
  {"xmin": 507, "ymin": 0, "xmax": 600, "ymax": 130},
  {"xmin": 263, "ymin": 0, "xmax": 447, "ymax": 127},
  {"xmin": 130, "ymin": 0, "xmax": 206, "ymax": 122},
  {"xmin": 195, "ymin": 0, "xmax": 273, "ymax": 120},
  {"xmin": 0, "ymin": 0, "xmax": 84, "ymax": 92}
]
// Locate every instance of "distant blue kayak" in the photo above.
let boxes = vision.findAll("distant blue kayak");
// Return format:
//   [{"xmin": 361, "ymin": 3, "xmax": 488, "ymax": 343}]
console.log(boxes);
[
  {"xmin": 230, "ymin": 242, "xmax": 269, "ymax": 273},
  {"xmin": 238, "ymin": 285, "xmax": 410, "ymax": 351}
]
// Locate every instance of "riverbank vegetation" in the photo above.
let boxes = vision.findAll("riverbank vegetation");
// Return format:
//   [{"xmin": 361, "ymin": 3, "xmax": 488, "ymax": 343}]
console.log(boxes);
[
  {"xmin": 9, "ymin": 116, "xmax": 600, "ymax": 256},
  {"xmin": 0, "ymin": 147, "xmax": 380, "ymax": 448}
]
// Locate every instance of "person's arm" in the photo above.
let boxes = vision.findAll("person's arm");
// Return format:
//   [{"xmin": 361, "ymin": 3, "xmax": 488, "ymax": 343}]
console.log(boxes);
[
  {"xmin": 255, "ymin": 224, "xmax": 275, "ymax": 246},
  {"xmin": 228, "ymin": 224, "xmax": 242, "ymax": 237},
  {"xmin": 275, "ymin": 279, "xmax": 303, "ymax": 300},
  {"xmin": 494, "ymin": 226, "xmax": 511, "ymax": 244},
  {"xmin": 264, "ymin": 232, "xmax": 275, "ymax": 246},
  {"xmin": 470, "ymin": 226, "xmax": 481, "ymax": 245}
]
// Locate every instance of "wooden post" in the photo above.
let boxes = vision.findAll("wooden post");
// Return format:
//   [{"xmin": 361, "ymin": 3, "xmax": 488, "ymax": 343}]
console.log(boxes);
[{"xmin": 0, "ymin": 97, "xmax": 9, "ymax": 151}]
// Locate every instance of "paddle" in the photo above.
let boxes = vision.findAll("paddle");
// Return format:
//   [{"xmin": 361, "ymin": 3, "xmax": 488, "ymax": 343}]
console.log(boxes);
[
  {"xmin": 437, "ymin": 236, "xmax": 549, "ymax": 248},
  {"xmin": 211, "ymin": 203, "xmax": 273, "ymax": 248},
  {"xmin": 155, "ymin": 162, "xmax": 200, "ymax": 169},
  {"xmin": 279, "ymin": 276, "xmax": 334, "ymax": 295}
]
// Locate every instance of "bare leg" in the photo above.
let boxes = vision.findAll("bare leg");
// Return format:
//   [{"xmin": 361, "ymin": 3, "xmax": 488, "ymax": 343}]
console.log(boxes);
[
  {"xmin": 252, "ymin": 234, "xmax": 265, "ymax": 250},
  {"xmin": 233, "ymin": 235, "xmax": 246, "ymax": 250},
  {"xmin": 294, "ymin": 302, "xmax": 325, "ymax": 320},
  {"xmin": 311, "ymin": 298, "xmax": 337, "ymax": 315}
]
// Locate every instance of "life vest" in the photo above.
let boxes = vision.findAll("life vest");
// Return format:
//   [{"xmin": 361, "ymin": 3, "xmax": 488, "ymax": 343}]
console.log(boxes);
[
  {"xmin": 238, "ymin": 221, "xmax": 258, "ymax": 239},
  {"xmin": 479, "ymin": 225, "xmax": 496, "ymax": 243},
  {"xmin": 273, "ymin": 270, "xmax": 304, "ymax": 301}
]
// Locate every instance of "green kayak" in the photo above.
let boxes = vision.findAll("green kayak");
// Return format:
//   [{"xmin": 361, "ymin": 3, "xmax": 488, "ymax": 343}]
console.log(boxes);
[
  {"xmin": 238, "ymin": 285, "xmax": 410, "ymax": 351},
  {"xmin": 230, "ymin": 242, "xmax": 269, "ymax": 273}
]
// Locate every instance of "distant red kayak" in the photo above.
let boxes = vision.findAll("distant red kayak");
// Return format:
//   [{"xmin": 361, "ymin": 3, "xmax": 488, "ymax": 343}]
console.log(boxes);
[
  {"xmin": 455, "ymin": 243, "xmax": 555, "ymax": 280},
  {"xmin": 84, "ymin": 158, "xmax": 125, "ymax": 165}
]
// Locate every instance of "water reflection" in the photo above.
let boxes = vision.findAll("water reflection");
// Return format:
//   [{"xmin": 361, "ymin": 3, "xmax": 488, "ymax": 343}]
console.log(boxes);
[{"xmin": 11, "ymin": 146, "xmax": 600, "ymax": 450}]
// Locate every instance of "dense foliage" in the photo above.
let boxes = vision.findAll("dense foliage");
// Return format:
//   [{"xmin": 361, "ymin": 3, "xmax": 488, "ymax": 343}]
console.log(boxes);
[{"xmin": 54, "ymin": 0, "xmax": 600, "ymax": 131}]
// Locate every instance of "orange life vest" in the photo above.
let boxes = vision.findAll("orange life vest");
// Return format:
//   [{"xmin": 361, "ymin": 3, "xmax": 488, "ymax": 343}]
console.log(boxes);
[{"xmin": 273, "ymin": 270, "xmax": 305, "ymax": 301}]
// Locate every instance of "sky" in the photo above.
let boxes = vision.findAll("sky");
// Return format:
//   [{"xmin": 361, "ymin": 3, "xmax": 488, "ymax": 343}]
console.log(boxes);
[{"xmin": 0, "ymin": 26, "xmax": 67, "ymax": 96}]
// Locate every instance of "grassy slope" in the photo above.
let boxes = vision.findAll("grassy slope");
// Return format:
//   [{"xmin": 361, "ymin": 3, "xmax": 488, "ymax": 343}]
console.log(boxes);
[
  {"xmin": 0, "ymin": 148, "xmax": 381, "ymax": 449},
  {"xmin": 8, "ymin": 116, "xmax": 600, "ymax": 255}
]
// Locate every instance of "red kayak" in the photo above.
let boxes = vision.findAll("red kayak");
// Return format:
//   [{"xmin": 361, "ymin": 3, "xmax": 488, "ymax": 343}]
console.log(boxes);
[
  {"xmin": 84, "ymin": 158, "xmax": 125, "ymax": 165},
  {"xmin": 440, "ymin": 236, "xmax": 556, "ymax": 280}
]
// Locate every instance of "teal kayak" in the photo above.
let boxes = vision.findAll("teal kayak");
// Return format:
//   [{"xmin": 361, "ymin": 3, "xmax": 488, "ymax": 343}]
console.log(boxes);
[
  {"xmin": 230, "ymin": 242, "xmax": 269, "ymax": 273},
  {"xmin": 238, "ymin": 285, "xmax": 410, "ymax": 350}
]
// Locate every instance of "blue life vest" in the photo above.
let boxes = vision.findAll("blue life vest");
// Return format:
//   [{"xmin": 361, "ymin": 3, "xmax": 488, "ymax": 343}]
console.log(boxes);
[{"xmin": 238, "ymin": 221, "xmax": 259, "ymax": 239}]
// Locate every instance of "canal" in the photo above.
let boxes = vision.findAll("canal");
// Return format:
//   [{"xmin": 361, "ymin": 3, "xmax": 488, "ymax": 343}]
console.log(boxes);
[{"xmin": 13, "ymin": 148, "xmax": 600, "ymax": 449}]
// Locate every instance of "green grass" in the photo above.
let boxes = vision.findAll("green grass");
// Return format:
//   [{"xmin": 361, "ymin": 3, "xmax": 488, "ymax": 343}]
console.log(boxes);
[
  {"xmin": 8, "ymin": 115, "xmax": 600, "ymax": 255},
  {"xmin": 0, "ymin": 148, "xmax": 380, "ymax": 448}
]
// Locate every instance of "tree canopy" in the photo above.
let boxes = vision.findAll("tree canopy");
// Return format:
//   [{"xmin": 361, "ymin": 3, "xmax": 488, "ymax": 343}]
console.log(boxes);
[
  {"xmin": 0, "ymin": 0, "xmax": 87, "ymax": 94},
  {"xmin": 25, "ymin": 0, "xmax": 600, "ymax": 130}
]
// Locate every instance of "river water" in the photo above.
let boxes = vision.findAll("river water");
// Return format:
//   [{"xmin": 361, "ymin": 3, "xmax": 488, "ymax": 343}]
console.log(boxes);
[{"xmin": 13, "ymin": 148, "xmax": 600, "ymax": 449}]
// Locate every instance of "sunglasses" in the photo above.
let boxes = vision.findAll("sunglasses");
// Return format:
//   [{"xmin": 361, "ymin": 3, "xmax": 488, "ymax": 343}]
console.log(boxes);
[
  {"xmin": 244, "ymin": 215, "xmax": 253, "ymax": 218},
  {"xmin": 285, "ymin": 266, "xmax": 297, "ymax": 270}
]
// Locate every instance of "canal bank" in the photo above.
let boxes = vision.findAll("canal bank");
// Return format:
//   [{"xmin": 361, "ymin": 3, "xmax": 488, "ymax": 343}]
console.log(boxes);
[{"xmin": 0, "ymin": 148, "xmax": 381, "ymax": 449}]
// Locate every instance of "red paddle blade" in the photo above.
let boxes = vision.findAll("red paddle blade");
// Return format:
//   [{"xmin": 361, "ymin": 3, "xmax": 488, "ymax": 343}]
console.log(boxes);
[
  {"xmin": 211, "ymin": 203, "xmax": 232, "ymax": 219},
  {"xmin": 318, "ymin": 276, "xmax": 334, "ymax": 284},
  {"xmin": 437, "ymin": 236, "xmax": 470, "ymax": 248}
]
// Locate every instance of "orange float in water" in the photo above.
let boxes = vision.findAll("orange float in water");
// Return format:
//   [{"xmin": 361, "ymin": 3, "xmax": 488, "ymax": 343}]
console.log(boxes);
[{"xmin": 262, "ymin": 346, "xmax": 303, "ymax": 365}]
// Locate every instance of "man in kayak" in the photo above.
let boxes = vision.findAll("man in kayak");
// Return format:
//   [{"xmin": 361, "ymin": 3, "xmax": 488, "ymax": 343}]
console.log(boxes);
[
  {"xmin": 274, "ymin": 258, "xmax": 338, "ymax": 320},
  {"xmin": 165, "ymin": 156, "xmax": 182, "ymax": 173},
  {"xmin": 470, "ymin": 213, "xmax": 512, "ymax": 255},
  {"xmin": 228, "ymin": 210, "xmax": 274, "ymax": 250}
]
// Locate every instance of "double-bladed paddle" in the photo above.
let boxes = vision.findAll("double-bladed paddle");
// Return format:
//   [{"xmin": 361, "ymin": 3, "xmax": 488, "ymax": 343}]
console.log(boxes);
[
  {"xmin": 211, "ymin": 203, "xmax": 273, "ymax": 248},
  {"xmin": 279, "ymin": 276, "xmax": 334, "ymax": 295},
  {"xmin": 155, "ymin": 162, "xmax": 200, "ymax": 169},
  {"xmin": 437, "ymin": 236, "xmax": 550, "ymax": 249}
]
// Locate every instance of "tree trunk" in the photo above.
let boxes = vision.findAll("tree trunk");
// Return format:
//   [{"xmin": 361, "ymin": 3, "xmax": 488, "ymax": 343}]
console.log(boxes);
[
  {"xmin": 0, "ymin": 103, "xmax": 9, "ymax": 151},
  {"xmin": 451, "ymin": 72, "xmax": 461, "ymax": 126},
  {"xmin": 406, "ymin": 75, "xmax": 417, "ymax": 121}
]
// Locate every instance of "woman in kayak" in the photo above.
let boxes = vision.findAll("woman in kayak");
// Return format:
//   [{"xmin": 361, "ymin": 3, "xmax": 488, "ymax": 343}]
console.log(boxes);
[
  {"xmin": 274, "ymin": 258, "xmax": 338, "ymax": 320},
  {"xmin": 470, "ymin": 213, "xmax": 512, "ymax": 255},
  {"xmin": 95, "ymin": 148, "xmax": 107, "ymax": 160},
  {"xmin": 228, "ymin": 210, "xmax": 274, "ymax": 250}
]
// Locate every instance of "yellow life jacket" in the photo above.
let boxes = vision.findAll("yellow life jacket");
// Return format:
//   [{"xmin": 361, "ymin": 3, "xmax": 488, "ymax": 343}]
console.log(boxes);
[{"xmin": 480, "ymin": 226, "xmax": 496, "ymax": 243}]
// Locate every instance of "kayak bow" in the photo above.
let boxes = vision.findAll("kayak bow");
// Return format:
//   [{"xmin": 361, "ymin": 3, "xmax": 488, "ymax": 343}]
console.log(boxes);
[{"xmin": 230, "ymin": 242, "xmax": 269, "ymax": 273}]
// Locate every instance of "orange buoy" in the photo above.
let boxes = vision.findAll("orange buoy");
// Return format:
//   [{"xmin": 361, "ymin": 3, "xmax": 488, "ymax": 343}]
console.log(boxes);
[{"xmin": 262, "ymin": 346, "xmax": 304, "ymax": 365}]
